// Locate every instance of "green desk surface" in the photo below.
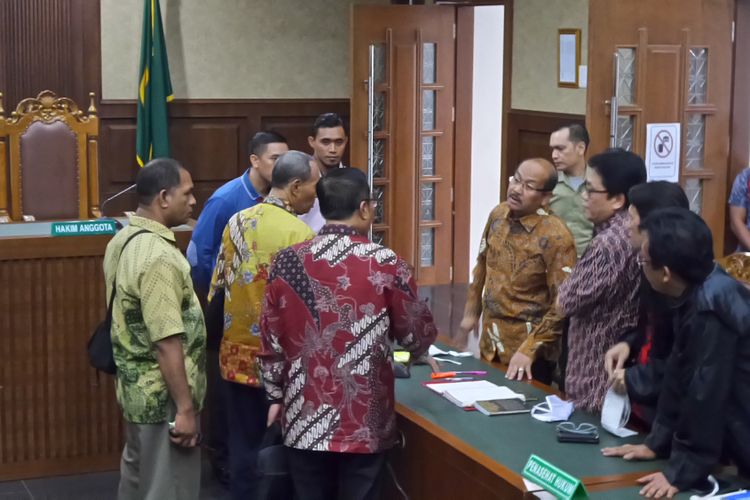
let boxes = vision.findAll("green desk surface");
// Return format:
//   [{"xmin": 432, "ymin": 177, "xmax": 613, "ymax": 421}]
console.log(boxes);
[
  {"xmin": 589, "ymin": 485, "xmax": 666, "ymax": 499},
  {"xmin": 589, "ymin": 484, "xmax": 749, "ymax": 499},
  {"xmin": 395, "ymin": 346, "xmax": 668, "ymax": 485}
]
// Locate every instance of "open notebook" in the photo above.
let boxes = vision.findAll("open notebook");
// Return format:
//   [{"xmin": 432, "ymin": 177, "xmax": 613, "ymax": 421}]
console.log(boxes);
[{"xmin": 426, "ymin": 380, "xmax": 525, "ymax": 409}]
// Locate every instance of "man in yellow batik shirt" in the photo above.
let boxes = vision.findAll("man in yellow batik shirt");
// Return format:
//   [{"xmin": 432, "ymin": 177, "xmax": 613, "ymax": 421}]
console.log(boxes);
[
  {"xmin": 457, "ymin": 158, "xmax": 576, "ymax": 385},
  {"xmin": 208, "ymin": 151, "xmax": 318, "ymax": 500}
]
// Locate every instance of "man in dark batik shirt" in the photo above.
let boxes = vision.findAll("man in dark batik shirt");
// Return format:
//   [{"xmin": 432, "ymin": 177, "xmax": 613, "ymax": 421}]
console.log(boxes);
[
  {"xmin": 258, "ymin": 168, "xmax": 437, "ymax": 500},
  {"xmin": 557, "ymin": 148, "xmax": 646, "ymax": 412}
]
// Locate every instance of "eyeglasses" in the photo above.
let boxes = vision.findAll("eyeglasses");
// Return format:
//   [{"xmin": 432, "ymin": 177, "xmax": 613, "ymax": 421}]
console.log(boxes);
[
  {"xmin": 508, "ymin": 175, "xmax": 550, "ymax": 193},
  {"xmin": 362, "ymin": 198, "xmax": 379, "ymax": 208},
  {"xmin": 583, "ymin": 183, "xmax": 608, "ymax": 195}
]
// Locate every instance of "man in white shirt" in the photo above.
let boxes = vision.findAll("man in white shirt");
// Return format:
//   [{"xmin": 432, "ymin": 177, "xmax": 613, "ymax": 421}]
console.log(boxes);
[{"xmin": 299, "ymin": 113, "xmax": 348, "ymax": 232}]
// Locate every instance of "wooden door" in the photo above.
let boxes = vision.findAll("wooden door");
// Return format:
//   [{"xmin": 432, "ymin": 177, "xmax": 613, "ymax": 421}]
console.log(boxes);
[
  {"xmin": 351, "ymin": 5, "xmax": 456, "ymax": 285},
  {"xmin": 587, "ymin": 0, "xmax": 734, "ymax": 255}
]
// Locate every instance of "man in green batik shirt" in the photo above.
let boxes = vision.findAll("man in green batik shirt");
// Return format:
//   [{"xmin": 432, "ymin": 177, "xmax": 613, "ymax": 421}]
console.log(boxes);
[
  {"xmin": 104, "ymin": 158, "xmax": 206, "ymax": 500},
  {"xmin": 549, "ymin": 124, "xmax": 594, "ymax": 257}
]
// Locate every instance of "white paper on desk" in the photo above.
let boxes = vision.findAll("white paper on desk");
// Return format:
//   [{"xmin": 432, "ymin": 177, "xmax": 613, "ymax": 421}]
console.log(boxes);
[
  {"xmin": 601, "ymin": 388, "xmax": 638, "ymax": 437},
  {"xmin": 426, "ymin": 380, "xmax": 525, "ymax": 408},
  {"xmin": 428, "ymin": 345, "xmax": 473, "ymax": 357},
  {"xmin": 523, "ymin": 478, "xmax": 557, "ymax": 499},
  {"xmin": 427, "ymin": 380, "xmax": 500, "ymax": 395}
]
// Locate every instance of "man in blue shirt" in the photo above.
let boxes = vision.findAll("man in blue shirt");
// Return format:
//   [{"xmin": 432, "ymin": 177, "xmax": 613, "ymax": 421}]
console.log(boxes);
[
  {"xmin": 187, "ymin": 131, "xmax": 287, "ymax": 485},
  {"xmin": 188, "ymin": 131, "xmax": 288, "ymax": 297},
  {"xmin": 729, "ymin": 167, "xmax": 750, "ymax": 251}
]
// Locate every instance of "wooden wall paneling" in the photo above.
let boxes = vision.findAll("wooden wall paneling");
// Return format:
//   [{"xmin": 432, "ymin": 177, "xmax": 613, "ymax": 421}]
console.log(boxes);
[
  {"xmin": 0, "ymin": 252, "xmax": 121, "ymax": 480},
  {"xmin": 0, "ymin": 232, "xmax": 192, "ymax": 481},
  {"xmin": 98, "ymin": 100, "xmax": 350, "ymax": 217},
  {"xmin": 505, "ymin": 109, "xmax": 586, "ymax": 175},
  {"xmin": 169, "ymin": 118, "xmax": 244, "ymax": 207},
  {"xmin": 382, "ymin": 412, "xmax": 525, "ymax": 499},
  {"xmin": 0, "ymin": 0, "xmax": 101, "ymax": 112}
]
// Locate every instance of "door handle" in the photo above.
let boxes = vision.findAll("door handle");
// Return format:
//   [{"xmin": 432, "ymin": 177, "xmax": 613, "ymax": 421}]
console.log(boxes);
[
  {"xmin": 609, "ymin": 52, "xmax": 620, "ymax": 148},
  {"xmin": 367, "ymin": 44, "xmax": 375, "ymax": 240}
]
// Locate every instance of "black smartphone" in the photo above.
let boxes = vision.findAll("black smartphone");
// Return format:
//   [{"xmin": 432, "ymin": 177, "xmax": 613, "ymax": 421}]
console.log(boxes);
[{"xmin": 556, "ymin": 428, "xmax": 600, "ymax": 444}]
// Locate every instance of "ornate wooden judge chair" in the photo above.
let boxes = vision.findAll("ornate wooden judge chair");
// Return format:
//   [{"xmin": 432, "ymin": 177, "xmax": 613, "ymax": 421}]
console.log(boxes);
[
  {"xmin": 717, "ymin": 252, "xmax": 750, "ymax": 288},
  {"xmin": 0, "ymin": 90, "xmax": 101, "ymax": 222}
]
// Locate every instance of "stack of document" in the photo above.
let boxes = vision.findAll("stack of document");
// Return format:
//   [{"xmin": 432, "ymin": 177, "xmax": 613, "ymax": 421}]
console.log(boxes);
[{"xmin": 426, "ymin": 380, "xmax": 525, "ymax": 409}]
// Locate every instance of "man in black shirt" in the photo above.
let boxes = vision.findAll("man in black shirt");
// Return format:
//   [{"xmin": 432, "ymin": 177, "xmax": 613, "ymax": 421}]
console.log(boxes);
[{"xmin": 603, "ymin": 208, "xmax": 750, "ymax": 498}]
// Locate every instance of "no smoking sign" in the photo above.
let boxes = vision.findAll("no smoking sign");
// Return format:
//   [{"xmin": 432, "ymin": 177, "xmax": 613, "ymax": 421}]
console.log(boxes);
[{"xmin": 645, "ymin": 123, "xmax": 681, "ymax": 183}]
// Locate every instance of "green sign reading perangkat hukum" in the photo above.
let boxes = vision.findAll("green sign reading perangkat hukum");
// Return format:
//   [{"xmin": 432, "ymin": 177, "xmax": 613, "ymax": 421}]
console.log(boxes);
[
  {"xmin": 51, "ymin": 220, "xmax": 117, "ymax": 237},
  {"xmin": 523, "ymin": 454, "xmax": 588, "ymax": 499}
]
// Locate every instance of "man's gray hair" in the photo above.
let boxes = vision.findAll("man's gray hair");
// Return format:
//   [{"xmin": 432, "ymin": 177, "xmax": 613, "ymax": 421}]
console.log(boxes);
[{"xmin": 270, "ymin": 150, "xmax": 314, "ymax": 189}]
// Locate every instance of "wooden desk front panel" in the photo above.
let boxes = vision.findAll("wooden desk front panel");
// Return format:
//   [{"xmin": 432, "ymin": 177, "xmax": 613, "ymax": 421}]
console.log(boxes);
[
  {"xmin": 383, "ymin": 415, "xmax": 525, "ymax": 500},
  {"xmin": 0, "ymin": 233, "xmax": 189, "ymax": 480}
]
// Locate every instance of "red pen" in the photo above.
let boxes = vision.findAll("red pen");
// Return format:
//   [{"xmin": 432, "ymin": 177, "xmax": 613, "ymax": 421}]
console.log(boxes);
[
  {"xmin": 431, "ymin": 377, "xmax": 476, "ymax": 382},
  {"xmin": 431, "ymin": 370, "xmax": 487, "ymax": 379}
]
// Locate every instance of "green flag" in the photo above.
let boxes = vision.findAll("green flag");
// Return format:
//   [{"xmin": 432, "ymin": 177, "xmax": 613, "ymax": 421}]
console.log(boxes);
[{"xmin": 136, "ymin": 0, "xmax": 173, "ymax": 167}]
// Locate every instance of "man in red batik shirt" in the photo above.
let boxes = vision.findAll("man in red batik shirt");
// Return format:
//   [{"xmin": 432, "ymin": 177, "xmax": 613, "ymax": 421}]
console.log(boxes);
[{"xmin": 258, "ymin": 168, "xmax": 437, "ymax": 500}]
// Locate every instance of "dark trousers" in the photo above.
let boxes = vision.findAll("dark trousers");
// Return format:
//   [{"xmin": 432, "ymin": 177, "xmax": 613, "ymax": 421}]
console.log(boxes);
[
  {"xmin": 557, "ymin": 318, "xmax": 570, "ymax": 391},
  {"xmin": 286, "ymin": 448, "xmax": 385, "ymax": 500},
  {"xmin": 531, "ymin": 358, "xmax": 555, "ymax": 386},
  {"xmin": 222, "ymin": 380, "xmax": 268, "ymax": 500},
  {"xmin": 203, "ymin": 348, "xmax": 229, "ymax": 479}
]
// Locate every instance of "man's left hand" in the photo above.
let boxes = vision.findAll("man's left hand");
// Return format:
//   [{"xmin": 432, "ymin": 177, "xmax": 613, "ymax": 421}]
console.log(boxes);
[
  {"xmin": 601, "ymin": 443, "xmax": 656, "ymax": 460},
  {"xmin": 506, "ymin": 352, "xmax": 533, "ymax": 381},
  {"xmin": 637, "ymin": 472, "xmax": 679, "ymax": 498}
]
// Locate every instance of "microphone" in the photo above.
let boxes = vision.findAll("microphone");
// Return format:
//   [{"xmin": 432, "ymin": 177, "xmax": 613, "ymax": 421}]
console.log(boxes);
[{"xmin": 100, "ymin": 183, "xmax": 137, "ymax": 229}]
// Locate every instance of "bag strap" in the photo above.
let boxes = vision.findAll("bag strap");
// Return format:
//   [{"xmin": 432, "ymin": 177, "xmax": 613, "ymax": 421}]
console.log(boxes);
[{"xmin": 106, "ymin": 229, "xmax": 151, "ymax": 316}]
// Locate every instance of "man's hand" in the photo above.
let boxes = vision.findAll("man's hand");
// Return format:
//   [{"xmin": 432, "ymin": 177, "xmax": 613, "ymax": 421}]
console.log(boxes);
[
  {"xmin": 604, "ymin": 342, "xmax": 630, "ymax": 378},
  {"xmin": 601, "ymin": 444, "xmax": 656, "ymax": 461},
  {"xmin": 610, "ymin": 368, "xmax": 627, "ymax": 394},
  {"xmin": 637, "ymin": 472, "xmax": 679, "ymax": 498},
  {"xmin": 455, "ymin": 314, "xmax": 478, "ymax": 350},
  {"xmin": 169, "ymin": 408, "xmax": 199, "ymax": 447},
  {"xmin": 267, "ymin": 403, "xmax": 282, "ymax": 427},
  {"xmin": 506, "ymin": 352, "xmax": 533, "ymax": 381}
]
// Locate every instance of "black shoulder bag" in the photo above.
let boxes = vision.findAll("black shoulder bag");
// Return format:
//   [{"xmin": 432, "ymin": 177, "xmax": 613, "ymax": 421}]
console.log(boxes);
[{"xmin": 87, "ymin": 230, "xmax": 149, "ymax": 374}]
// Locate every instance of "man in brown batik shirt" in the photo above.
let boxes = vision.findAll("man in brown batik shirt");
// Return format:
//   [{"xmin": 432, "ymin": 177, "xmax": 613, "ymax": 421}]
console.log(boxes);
[{"xmin": 457, "ymin": 158, "xmax": 576, "ymax": 385}]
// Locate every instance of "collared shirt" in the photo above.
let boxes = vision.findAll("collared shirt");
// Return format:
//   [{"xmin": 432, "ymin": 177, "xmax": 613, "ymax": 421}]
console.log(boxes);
[
  {"xmin": 299, "ymin": 162, "xmax": 345, "ymax": 233},
  {"xmin": 550, "ymin": 170, "xmax": 594, "ymax": 257},
  {"xmin": 104, "ymin": 215, "xmax": 206, "ymax": 424},
  {"xmin": 558, "ymin": 210, "xmax": 641, "ymax": 412},
  {"xmin": 465, "ymin": 202, "xmax": 577, "ymax": 363},
  {"xmin": 258, "ymin": 225, "xmax": 437, "ymax": 453},
  {"xmin": 728, "ymin": 167, "xmax": 750, "ymax": 251},
  {"xmin": 188, "ymin": 170, "xmax": 263, "ymax": 294},
  {"xmin": 208, "ymin": 199, "xmax": 314, "ymax": 386}
]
